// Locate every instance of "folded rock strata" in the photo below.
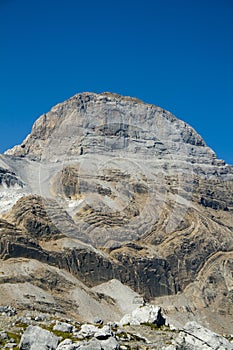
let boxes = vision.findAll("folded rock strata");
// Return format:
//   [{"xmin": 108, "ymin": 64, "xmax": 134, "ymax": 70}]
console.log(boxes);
[{"xmin": 0, "ymin": 92, "xmax": 232, "ymax": 335}]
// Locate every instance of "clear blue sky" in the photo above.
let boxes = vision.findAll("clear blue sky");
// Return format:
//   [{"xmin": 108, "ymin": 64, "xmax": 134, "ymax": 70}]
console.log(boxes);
[{"xmin": 1, "ymin": 0, "xmax": 233, "ymax": 164}]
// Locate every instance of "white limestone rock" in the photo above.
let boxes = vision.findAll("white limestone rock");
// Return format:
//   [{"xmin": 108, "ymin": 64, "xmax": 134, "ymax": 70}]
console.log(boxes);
[
  {"xmin": 76, "ymin": 338, "xmax": 102, "ymax": 350},
  {"xmin": 56, "ymin": 339, "xmax": 80, "ymax": 350},
  {"xmin": 76, "ymin": 324, "xmax": 99, "ymax": 338},
  {"xmin": 19, "ymin": 325, "xmax": 59, "ymax": 350},
  {"xmin": 74, "ymin": 337, "xmax": 120, "ymax": 350},
  {"xmin": 53, "ymin": 321, "xmax": 73, "ymax": 333},
  {"xmin": 100, "ymin": 337, "xmax": 120, "ymax": 350},
  {"xmin": 94, "ymin": 325, "xmax": 113, "ymax": 339},
  {"xmin": 119, "ymin": 305, "xmax": 165, "ymax": 326},
  {"xmin": 170, "ymin": 321, "xmax": 233, "ymax": 350}
]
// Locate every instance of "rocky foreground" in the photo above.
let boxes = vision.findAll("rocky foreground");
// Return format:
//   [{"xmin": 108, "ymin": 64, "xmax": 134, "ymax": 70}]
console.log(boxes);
[{"xmin": 0, "ymin": 304, "xmax": 232, "ymax": 349}]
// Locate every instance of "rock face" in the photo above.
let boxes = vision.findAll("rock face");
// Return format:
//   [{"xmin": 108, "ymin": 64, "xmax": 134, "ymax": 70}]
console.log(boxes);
[
  {"xmin": 0, "ymin": 92, "xmax": 233, "ymax": 335},
  {"xmin": 5, "ymin": 92, "xmax": 208, "ymax": 160}
]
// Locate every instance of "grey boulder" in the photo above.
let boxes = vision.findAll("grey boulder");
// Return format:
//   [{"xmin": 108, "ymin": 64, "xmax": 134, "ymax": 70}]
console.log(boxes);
[
  {"xmin": 119, "ymin": 305, "xmax": 165, "ymax": 326},
  {"xmin": 94, "ymin": 325, "xmax": 113, "ymax": 339},
  {"xmin": 53, "ymin": 321, "xmax": 73, "ymax": 333},
  {"xmin": 168, "ymin": 321, "xmax": 233, "ymax": 350},
  {"xmin": 77, "ymin": 339, "xmax": 102, "ymax": 350},
  {"xmin": 100, "ymin": 337, "xmax": 120, "ymax": 350},
  {"xmin": 19, "ymin": 325, "xmax": 59, "ymax": 350},
  {"xmin": 56, "ymin": 339, "xmax": 80, "ymax": 350},
  {"xmin": 75, "ymin": 324, "xmax": 99, "ymax": 338},
  {"xmin": 77, "ymin": 337, "xmax": 120, "ymax": 350}
]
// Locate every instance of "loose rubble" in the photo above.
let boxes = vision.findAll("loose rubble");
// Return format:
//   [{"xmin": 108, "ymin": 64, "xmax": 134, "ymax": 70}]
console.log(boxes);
[
  {"xmin": 0, "ymin": 305, "xmax": 232, "ymax": 349},
  {"xmin": 0, "ymin": 306, "xmax": 17, "ymax": 317}
]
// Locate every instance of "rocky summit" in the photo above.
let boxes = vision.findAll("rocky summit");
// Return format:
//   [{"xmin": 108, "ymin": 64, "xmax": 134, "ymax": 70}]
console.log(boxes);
[{"xmin": 0, "ymin": 92, "xmax": 233, "ymax": 349}]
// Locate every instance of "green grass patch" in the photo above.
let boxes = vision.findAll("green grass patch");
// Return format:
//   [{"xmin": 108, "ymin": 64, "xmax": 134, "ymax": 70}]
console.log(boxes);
[
  {"xmin": 141, "ymin": 322, "xmax": 159, "ymax": 330},
  {"xmin": 40, "ymin": 324, "xmax": 79, "ymax": 342},
  {"xmin": 41, "ymin": 324, "xmax": 72, "ymax": 338},
  {"xmin": 0, "ymin": 331, "xmax": 21, "ymax": 349},
  {"xmin": 14, "ymin": 321, "xmax": 28, "ymax": 331}
]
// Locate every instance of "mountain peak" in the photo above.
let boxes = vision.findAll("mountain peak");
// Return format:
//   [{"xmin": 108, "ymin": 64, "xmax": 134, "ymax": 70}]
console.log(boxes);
[{"xmin": 5, "ymin": 91, "xmax": 211, "ymax": 163}]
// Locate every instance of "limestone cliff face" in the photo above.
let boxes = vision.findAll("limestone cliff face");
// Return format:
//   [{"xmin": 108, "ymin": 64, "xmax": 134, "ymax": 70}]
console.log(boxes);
[
  {"xmin": 1, "ymin": 92, "xmax": 233, "ymax": 333},
  {"xmin": 5, "ymin": 92, "xmax": 214, "ymax": 162}
]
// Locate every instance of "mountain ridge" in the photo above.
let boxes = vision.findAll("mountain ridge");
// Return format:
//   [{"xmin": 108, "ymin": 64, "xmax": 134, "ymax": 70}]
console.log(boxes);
[{"xmin": 0, "ymin": 92, "xmax": 232, "ymax": 337}]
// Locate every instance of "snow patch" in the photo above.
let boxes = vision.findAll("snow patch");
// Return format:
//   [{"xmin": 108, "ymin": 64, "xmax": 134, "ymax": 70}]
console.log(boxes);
[{"xmin": 0, "ymin": 187, "xmax": 28, "ymax": 214}]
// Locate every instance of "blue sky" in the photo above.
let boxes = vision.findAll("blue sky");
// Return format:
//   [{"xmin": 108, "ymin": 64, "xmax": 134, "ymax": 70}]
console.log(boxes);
[{"xmin": 1, "ymin": 0, "xmax": 233, "ymax": 164}]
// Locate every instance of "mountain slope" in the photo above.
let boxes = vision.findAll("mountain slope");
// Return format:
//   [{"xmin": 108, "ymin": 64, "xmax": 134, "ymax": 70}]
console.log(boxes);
[{"xmin": 0, "ymin": 92, "xmax": 232, "ymax": 334}]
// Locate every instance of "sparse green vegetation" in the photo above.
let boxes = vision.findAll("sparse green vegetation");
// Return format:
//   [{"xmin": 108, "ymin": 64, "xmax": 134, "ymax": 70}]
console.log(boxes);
[
  {"xmin": 0, "ymin": 331, "xmax": 21, "ymax": 349},
  {"xmin": 141, "ymin": 322, "xmax": 159, "ymax": 330},
  {"xmin": 14, "ymin": 321, "xmax": 28, "ymax": 331},
  {"xmin": 40, "ymin": 323, "xmax": 81, "ymax": 343},
  {"xmin": 40, "ymin": 324, "xmax": 72, "ymax": 340}
]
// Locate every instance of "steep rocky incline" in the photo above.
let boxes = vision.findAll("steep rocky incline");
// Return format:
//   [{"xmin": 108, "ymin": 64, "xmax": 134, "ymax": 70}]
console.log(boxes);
[{"xmin": 0, "ymin": 92, "xmax": 233, "ymax": 335}]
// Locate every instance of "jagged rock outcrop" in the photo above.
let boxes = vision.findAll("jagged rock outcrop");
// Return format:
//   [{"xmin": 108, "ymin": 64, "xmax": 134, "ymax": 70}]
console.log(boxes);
[{"xmin": 0, "ymin": 92, "xmax": 232, "ymax": 335}]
